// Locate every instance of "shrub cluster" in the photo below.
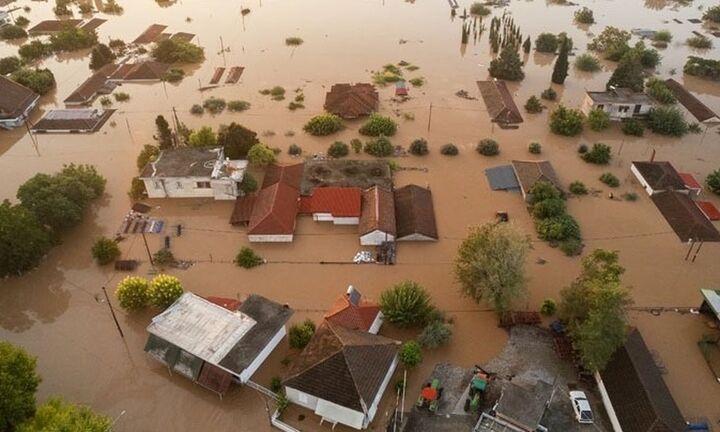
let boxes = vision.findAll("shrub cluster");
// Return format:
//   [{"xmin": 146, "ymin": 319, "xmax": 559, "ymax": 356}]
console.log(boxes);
[
  {"xmin": 364, "ymin": 136, "xmax": 394, "ymax": 157},
  {"xmin": 289, "ymin": 319, "xmax": 316, "ymax": 349},
  {"xmin": 528, "ymin": 181, "xmax": 583, "ymax": 256},
  {"xmin": 234, "ymin": 246, "xmax": 263, "ymax": 268},
  {"xmin": 476, "ymin": 139, "xmax": 499, "ymax": 156},
  {"xmin": 303, "ymin": 114, "xmax": 344, "ymax": 136},
  {"xmin": 409, "ymin": 138, "xmax": 429, "ymax": 156},
  {"xmin": 582, "ymin": 143, "xmax": 612, "ymax": 165},
  {"xmin": 115, "ymin": 274, "xmax": 184, "ymax": 311},
  {"xmin": 359, "ymin": 113, "xmax": 397, "ymax": 137},
  {"xmin": 327, "ymin": 141, "xmax": 349, "ymax": 158},
  {"xmin": 440, "ymin": 143, "xmax": 459, "ymax": 156}
]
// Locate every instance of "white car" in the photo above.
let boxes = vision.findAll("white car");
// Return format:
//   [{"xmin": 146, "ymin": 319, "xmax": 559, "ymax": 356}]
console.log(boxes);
[{"xmin": 569, "ymin": 391, "xmax": 594, "ymax": 424}]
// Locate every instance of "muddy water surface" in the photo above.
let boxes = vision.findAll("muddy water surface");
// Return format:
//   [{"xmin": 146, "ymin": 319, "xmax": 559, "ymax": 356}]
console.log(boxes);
[{"xmin": 1, "ymin": 0, "xmax": 720, "ymax": 430}]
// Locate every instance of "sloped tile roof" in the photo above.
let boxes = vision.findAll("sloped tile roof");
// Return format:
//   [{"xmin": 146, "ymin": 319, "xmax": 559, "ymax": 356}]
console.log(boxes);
[
  {"xmin": 511, "ymin": 160, "xmax": 562, "ymax": 195},
  {"xmin": 394, "ymin": 185, "xmax": 438, "ymax": 240},
  {"xmin": 664, "ymin": 79, "xmax": 720, "ymax": 123},
  {"xmin": 0, "ymin": 75, "xmax": 39, "ymax": 120},
  {"xmin": 262, "ymin": 163, "xmax": 304, "ymax": 190},
  {"xmin": 302, "ymin": 187, "xmax": 362, "ymax": 217},
  {"xmin": 324, "ymin": 83, "xmax": 379, "ymax": 119},
  {"xmin": 325, "ymin": 291, "xmax": 381, "ymax": 332},
  {"xmin": 632, "ymin": 161, "xmax": 686, "ymax": 191},
  {"xmin": 359, "ymin": 186, "xmax": 396, "ymax": 236},
  {"xmin": 477, "ymin": 80, "xmax": 523, "ymax": 124},
  {"xmin": 248, "ymin": 182, "xmax": 299, "ymax": 235},
  {"xmin": 651, "ymin": 191, "xmax": 720, "ymax": 242},
  {"xmin": 64, "ymin": 63, "xmax": 118, "ymax": 104},
  {"xmin": 284, "ymin": 322, "xmax": 399, "ymax": 412}
]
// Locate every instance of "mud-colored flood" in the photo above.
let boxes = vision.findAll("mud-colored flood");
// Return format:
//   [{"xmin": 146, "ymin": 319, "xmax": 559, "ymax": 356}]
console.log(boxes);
[{"xmin": 2, "ymin": 0, "xmax": 720, "ymax": 430}]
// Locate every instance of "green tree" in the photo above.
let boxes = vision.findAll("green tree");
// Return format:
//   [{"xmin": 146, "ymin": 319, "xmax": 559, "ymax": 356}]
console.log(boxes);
[
  {"xmin": 217, "ymin": 122, "xmax": 259, "ymax": 159},
  {"xmin": 409, "ymin": 138, "xmax": 429, "ymax": 156},
  {"xmin": 239, "ymin": 173, "xmax": 258, "ymax": 194},
  {"xmin": 11, "ymin": 68, "xmax": 55, "ymax": 95},
  {"xmin": 151, "ymin": 39, "xmax": 204, "ymax": 63},
  {"xmin": 645, "ymin": 77, "xmax": 676, "ymax": 104},
  {"xmin": 0, "ymin": 341, "xmax": 41, "ymax": 431},
  {"xmin": 359, "ymin": 113, "xmax": 397, "ymax": 137},
  {"xmin": 454, "ymin": 223, "xmax": 530, "ymax": 313},
  {"xmin": 18, "ymin": 41, "xmax": 52, "ymax": 62},
  {"xmin": 417, "ymin": 321, "xmax": 453, "ymax": 349},
  {"xmin": 247, "ymin": 144, "xmax": 277, "ymax": 166},
  {"xmin": 0, "ymin": 201, "xmax": 51, "ymax": 277},
  {"xmin": 154, "ymin": 115, "xmax": 174, "ymax": 149},
  {"xmin": 379, "ymin": 281, "xmax": 435, "ymax": 327},
  {"xmin": 115, "ymin": 276, "xmax": 150, "ymax": 311},
  {"xmin": 574, "ymin": 7, "xmax": 594, "ymax": 24},
  {"xmin": 606, "ymin": 50, "xmax": 644, "ymax": 92},
  {"xmin": 89, "ymin": 44, "xmax": 115, "ymax": 70},
  {"xmin": 647, "ymin": 106, "xmax": 689, "ymax": 137},
  {"xmin": 488, "ymin": 45, "xmax": 525, "ymax": 81},
  {"xmin": 136, "ymin": 144, "xmax": 160, "ymax": 170},
  {"xmin": 587, "ymin": 108, "xmax": 610, "ymax": 131},
  {"xmin": 574, "ymin": 53, "xmax": 601, "ymax": 72},
  {"xmin": 234, "ymin": 246, "xmax": 263, "ymax": 268},
  {"xmin": 363, "ymin": 136, "xmax": 394, "ymax": 157},
  {"xmin": 704, "ymin": 5, "xmax": 720, "ymax": 23},
  {"xmin": 0, "ymin": 56, "xmax": 22, "ymax": 75},
  {"xmin": 149, "ymin": 274, "xmax": 184, "ymax": 309},
  {"xmin": 588, "ymin": 26, "xmax": 631, "ymax": 61},
  {"xmin": 582, "ymin": 143, "xmax": 612, "ymax": 164},
  {"xmin": 188, "ymin": 126, "xmax": 217, "ymax": 147},
  {"xmin": 91, "ymin": 237, "xmax": 120, "ymax": 265},
  {"xmin": 522, "ymin": 36, "xmax": 531, "ymax": 53},
  {"xmin": 18, "ymin": 397, "xmax": 110, "ymax": 432},
  {"xmin": 549, "ymin": 105, "xmax": 585, "ymax": 136},
  {"xmin": 707, "ymin": 169, "xmax": 720, "ymax": 195},
  {"xmin": 399, "ymin": 341, "xmax": 423, "ymax": 367},
  {"xmin": 535, "ymin": 33, "xmax": 559, "ymax": 53},
  {"xmin": 303, "ymin": 114, "xmax": 344, "ymax": 136},
  {"xmin": 0, "ymin": 24, "xmax": 27, "ymax": 40},
  {"xmin": 552, "ymin": 36, "xmax": 571, "ymax": 85},
  {"xmin": 49, "ymin": 26, "xmax": 98, "ymax": 52},
  {"xmin": 289, "ymin": 319, "xmax": 316, "ymax": 349},
  {"xmin": 683, "ymin": 56, "xmax": 720, "ymax": 81},
  {"xmin": 524, "ymin": 96, "xmax": 543, "ymax": 113},
  {"xmin": 327, "ymin": 141, "xmax": 349, "ymax": 158}
]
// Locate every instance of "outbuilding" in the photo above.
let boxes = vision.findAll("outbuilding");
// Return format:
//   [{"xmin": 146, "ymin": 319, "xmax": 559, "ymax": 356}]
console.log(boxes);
[
  {"xmin": 359, "ymin": 185, "xmax": 396, "ymax": 246},
  {"xmin": 581, "ymin": 88, "xmax": 655, "ymax": 120},
  {"xmin": 631, "ymin": 161, "xmax": 688, "ymax": 196},
  {"xmin": 323, "ymin": 83, "xmax": 379, "ymax": 119},
  {"xmin": 0, "ymin": 75, "xmax": 39, "ymax": 130},
  {"xmin": 325, "ymin": 286, "xmax": 384, "ymax": 334},
  {"xmin": 299, "ymin": 187, "xmax": 362, "ymax": 225},
  {"xmin": 393, "ymin": 184, "xmax": 438, "ymax": 241},
  {"xmin": 511, "ymin": 160, "xmax": 562, "ymax": 201},
  {"xmin": 247, "ymin": 164, "xmax": 303, "ymax": 242}
]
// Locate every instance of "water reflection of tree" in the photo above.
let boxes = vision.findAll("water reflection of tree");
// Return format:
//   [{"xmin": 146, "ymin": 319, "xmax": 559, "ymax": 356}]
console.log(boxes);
[{"xmin": 0, "ymin": 265, "xmax": 71, "ymax": 332}]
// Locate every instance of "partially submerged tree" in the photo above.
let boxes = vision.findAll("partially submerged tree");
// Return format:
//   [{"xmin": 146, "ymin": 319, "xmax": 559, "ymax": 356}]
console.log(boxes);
[
  {"xmin": 0, "ymin": 341, "xmax": 41, "ymax": 431},
  {"xmin": 188, "ymin": 126, "xmax": 217, "ymax": 147},
  {"xmin": 17, "ymin": 397, "xmax": 111, "ymax": 432},
  {"xmin": 247, "ymin": 144, "xmax": 277, "ymax": 166},
  {"xmin": 89, "ymin": 43, "xmax": 115, "ymax": 70},
  {"xmin": 417, "ymin": 321, "xmax": 453, "ymax": 349},
  {"xmin": 289, "ymin": 319, "xmax": 316, "ymax": 349},
  {"xmin": 488, "ymin": 45, "xmax": 525, "ymax": 81},
  {"xmin": 10, "ymin": 68, "xmax": 55, "ymax": 95},
  {"xmin": 115, "ymin": 276, "xmax": 150, "ymax": 311},
  {"xmin": 149, "ymin": 274, "xmax": 184, "ymax": 309},
  {"xmin": 606, "ymin": 50, "xmax": 644, "ymax": 92},
  {"xmin": 218, "ymin": 122, "xmax": 259, "ymax": 159},
  {"xmin": 454, "ymin": 223, "xmax": 530, "ymax": 313},
  {"xmin": 0, "ymin": 201, "xmax": 51, "ymax": 277},
  {"xmin": 154, "ymin": 115, "xmax": 174, "ymax": 149},
  {"xmin": 380, "ymin": 281, "xmax": 435, "ymax": 327},
  {"xmin": 91, "ymin": 237, "xmax": 120, "ymax": 265},
  {"xmin": 707, "ymin": 169, "xmax": 720, "ymax": 196},
  {"xmin": 551, "ymin": 36, "xmax": 571, "ymax": 85},
  {"xmin": 549, "ymin": 105, "xmax": 584, "ymax": 136}
]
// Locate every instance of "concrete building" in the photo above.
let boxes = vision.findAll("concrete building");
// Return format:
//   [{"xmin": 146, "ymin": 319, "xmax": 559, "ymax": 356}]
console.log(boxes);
[{"xmin": 581, "ymin": 88, "xmax": 655, "ymax": 120}]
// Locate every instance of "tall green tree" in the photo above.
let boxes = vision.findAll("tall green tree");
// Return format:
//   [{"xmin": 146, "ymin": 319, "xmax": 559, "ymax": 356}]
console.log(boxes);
[
  {"xmin": 0, "ymin": 342, "xmax": 41, "ymax": 431},
  {"xmin": 217, "ymin": 122, "xmax": 259, "ymax": 159},
  {"xmin": 188, "ymin": 126, "xmax": 217, "ymax": 147},
  {"xmin": 488, "ymin": 45, "xmax": 525, "ymax": 81},
  {"xmin": 454, "ymin": 223, "xmax": 530, "ymax": 313},
  {"xmin": 606, "ymin": 50, "xmax": 644, "ymax": 92},
  {"xmin": 0, "ymin": 201, "xmax": 51, "ymax": 277},
  {"xmin": 154, "ymin": 115, "xmax": 174, "ymax": 149},
  {"xmin": 18, "ymin": 398, "xmax": 110, "ymax": 432},
  {"xmin": 552, "ymin": 36, "xmax": 571, "ymax": 85}
]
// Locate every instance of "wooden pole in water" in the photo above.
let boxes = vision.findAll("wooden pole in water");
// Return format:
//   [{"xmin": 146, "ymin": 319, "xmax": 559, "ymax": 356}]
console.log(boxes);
[
  {"xmin": 684, "ymin": 239, "xmax": 695, "ymax": 261},
  {"xmin": 141, "ymin": 230, "xmax": 155, "ymax": 267},
  {"xmin": 102, "ymin": 286, "xmax": 124, "ymax": 339},
  {"xmin": 692, "ymin": 241, "xmax": 704, "ymax": 263},
  {"xmin": 24, "ymin": 119, "xmax": 40, "ymax": 157},
  {"xmin": 220, "ymin": 36, "xmax": 226, "ymax": 67},
  {"xmin": 125, "ymin": 118, "xmax": 134, "ymax": 144},
  {"xmin": 427, "ymin": 102, "xmax": 433, "ymax": 132}
]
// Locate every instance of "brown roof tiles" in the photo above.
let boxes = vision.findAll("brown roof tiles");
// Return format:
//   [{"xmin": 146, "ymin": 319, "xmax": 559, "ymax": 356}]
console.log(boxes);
[
  {"xmin": 477, "ymin": 80, "xmax": 523, "ymax": 124},
  {"xmin": 394, "ymin": 185, "xmax": 438, "ymax": 240},
  {"xmin": 359, "ymin": 186, "xmax": 396, "ymax": 237},
  {"xmin": 0, "ymin": 75, "xmax": 38, "ymax": 121},
  {"xmin": 324, "ymin": 83, "xmax": 379, "ymax": 119}
]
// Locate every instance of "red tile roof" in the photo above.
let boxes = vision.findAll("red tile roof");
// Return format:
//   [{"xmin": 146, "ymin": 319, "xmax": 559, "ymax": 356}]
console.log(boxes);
[
  {"xmin": 359, "ymin": 186, "xmax": 396, "ymax": 236},
  {"xmin": 301, "ymin": 187, "xmax": 362, "ymax": 217},
  {"xmin": 248, "ymin": 182, "xmax": 299, "ymax": 235},
  {"xmin": 679, "ymin": 173, "xmax": 702, "ymax": 190},
  {"xmin": 261, "ymin": 163, "xmax": 304, "ymax": 190},
  {"xmin": 696, "ymin": 201, "xmax": 720, "ymax": 221},
  {"xmin": 325, "ymin": 294, "xmax": 381, "ymax": 332},
  {"xmin": 204, "ymin": 296, "xmax": 242, "ymax": 311},
  {"xmin": 324, "ymin": 83, "xmax": 379, "ymax": 119}
]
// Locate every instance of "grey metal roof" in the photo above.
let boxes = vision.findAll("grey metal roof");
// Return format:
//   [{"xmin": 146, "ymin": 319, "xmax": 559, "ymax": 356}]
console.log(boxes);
[
  {"xmin": 485, "ymin": 165, "xmax": 520, "ymax": 191},
  {"xmin": 140, "ymin": 147, "xmax": 222, "ymax": 178},
  {"xmin": 495, "ymin": 380, "xmax": 553, "ymax": 431}
]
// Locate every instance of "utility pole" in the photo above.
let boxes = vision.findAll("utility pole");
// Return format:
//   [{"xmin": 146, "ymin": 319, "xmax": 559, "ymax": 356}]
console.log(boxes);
[
  {"xmin": 427, "ymin": 102, "xmax": 433, "ymax": 132},
  {"xmin": 141, "ymin": 230, "xmax": 155, "ymax": 267},
  {"xmin": 102, "ymin": 286, "xmax": 124, "ymax": 339},
  {"xmin": 24, "ymin": 119, "xmax": 40, "ymax": 156},
  {"xmin": 220, "ymin": 36, "xmax": 227, "ymax": 67},
  {"xmin": 172, "ymin": 106, "xmax": 182, "ymax": 146},
  {"xmin": 692, "ymin": 240, "xmax": 704, "ymax": 263}
]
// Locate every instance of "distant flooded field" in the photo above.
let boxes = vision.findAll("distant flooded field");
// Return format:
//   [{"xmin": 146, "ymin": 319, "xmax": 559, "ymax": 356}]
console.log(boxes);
[{"xmin": 1, "ymin": 0, "xmax": 720, "ymax": 430}]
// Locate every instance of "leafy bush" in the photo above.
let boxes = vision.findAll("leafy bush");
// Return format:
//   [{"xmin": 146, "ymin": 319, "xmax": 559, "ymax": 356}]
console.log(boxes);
[
  {"xmin": 574, "ymin": 53, "xmax": 601, "ymax": 72},
  {"xmin": 328, "ymin": 141, "xmax": 349, "ymax": 158},
  {"xmin": 350, "ymin": 138, "xmax": 362, "ymax": 154},
  {"xmin": 115, "ymin": 276, "xmax": 150, "ymax": 311},
  {"xmin": 645, "ymin": 77, "xmax": 676, "ymax": 104},
  {"xmin": 0, "ymin": 56, "xmax": 21, "ymax": 75},
  {"xmin": 0, "ymin": 202, "xmax": 51, "ymax": 277},
  {"xmin": 190, "ymin": 104, "xmax": 204, "ymax": 114},
  {"xmin": 560, "ymin": 237, "xmax": 584, "ymax": 256},
  {"xmin": 50, "ymin": 26, "xmax": 97, "ymax": 52},
  {"xmin": 488, "ymin": 45, "xmax": 525, "ymax": 81},
  {"xmin": 417, "ymin": 321, "xmax": 453, "ymax": 349},
  {"xmin": 706, "ymin": 169, "xmax": 720, "ymax": 195},
  {"xmin": 285, "ymin": 37, "xmax": 303, "ymax": 46},
  {"xmin": 652, "ymin": 30, "xmax": 672, "ymax": 43},
  {"xmin": 14, "ymin": 16, "xmax": 30, "ymax": 27},
  {"xmin": 549, "ymin": 105, "xmax": 584, "ymax": 136},
  {"xmin": 234, "ymin": 247, "xmax": 263, "ymax": 268},
  {"xmin": 399, "ymin": 341, "xmax": 423, "ymax": 367},
  {"xmin": 153, "ymin": 248, "xmax": 176, "ymax": 267},
  {"xmin": 476, "ymin": 139, "xmax": 499, "ymax": 156},
  {"xmin": 526, "ymin": 142, "xmax": 542, "ymax": 155},
  {"xmin": 161, "ymin": 68, "xmax": 184, "ymax": 83},
  {"xmin": 527, "ymin": 180, "xmax": 561, "ymax": 204},
  {"xmin": 289, "ymin": 319, "xmax": 316, "ymax": 349},
  {"xmin": 364, "ymin": 136, "xmax": 394, "ymax": 157},
  {"xmin": 541, "ymin": 87, "xmax": 557, "ymax": 101},
  {"xmin": 683, "ymin": 56, "xmax": 720, "ymax": 81},
  {"xmin": 532, "ymin": 198, "xmax": 566, "ymax": 219},
  {"xmin": 270, "ymin": 376, "xmax": 283, "ymax": 393},
  {"xmin": 114, "ymin": 92, "xmax": 130, "ymax": 102},
  {"xmin": 0, "ymin": 24, "xmax": 27, "ymax": 40},
  {"xmin": 288, "ymin": 144, "xmax": 302, "ymax": 156},
  {"xmin": 587, "ymin": 108, "xmax": 610, "ymax": 131},
  {"xmin": 239, "ymin": 173, "xmax": 258, "ymax": 194},
  {"xmin": 578, "ymin": 144, "xmax": 588, "ymax": 154},
  {"xmin": 622, "ymin": 119, "xmax": 644, "ymax": 136},
  {"xmin": 647, "ymin": 106, "xmax": 689, "ymax": 137},
  {"xmin": 188, "ymin": 126, "xmax": 217, "ymax": 147},
  {"xmin": 574, "ymin": 7, "xmax": 594, "ymax": 24},
  {"xmin": 622, "ymin": 192, "xmax": 639, "ymax": 201},
  {"xmin": 469, "ymin": 2, "xmax": 491, "ymax": 15},
  {"xmin": 11, "ymin": 68, "xmax": 55, "ymax": 95},
  {"xmin": 91, "ymin": 237, "xmax": 120, "ymax": 265},
  {"xmin": 582, "ymin": 143, "xmax": 612, "ymax": 165},
  {"xmin": 228, "ymin": 100, "xmax": 251, "ymax": 112},
  {"xmin": 687, "ymin": 35, "xmax": 712, "ymax": 49},
  {"xmin": 536, "ymin": 214, "xmax": 581, "ymax": 241},
  {"xmin": 203, "ymin": 97, "xmax": 226, "ymax": 114},
  {"xmin": 359, "ymin": 113, "xmax": 397, "ymax": 137},
  {"xmin": 606, "ymin": 50, "xmax": 644, "ymax": 92},
  {"xmin": 89, "ymin": 44, "xmax": 115, "ymax": 70},
  {"xmin": 524, "ymin": 96, "xmax": 543, "ymax": 113},
  {"xmin": 569, "ymin": 181, "xmax": 588, "ymax": 195},
  {"xmin": 0, "ymin": 341, "xmax": 41, "ymax": 429},
  {"xmin": 303, "ymin": 114, "xmax": 344, "ymax": 136},
  {"xmin": 535, "ymin": 33, "xmax": 559, "ymax": 53},
  {"xmin": 409, "ymin": 77, "xmax": 425, "ymax": 87},
  {"xmin": 99, "ymin": 96, "xmax": 112, "ymax": 107},
  {"xmin": 18, "ymin": 40, "xmax": 52, "ymax": 61},
  {"xmin": 409, "ymin": 138, "xmax": 429, "ymax": 156},
  {"xmin": 588, "ymin": 26, "xmax": 631, "ymax": 61},
  {"xmin": 599, "ymin": 172, "xmax": 620, "ymax": 187},
  {"xmin": 129, "ymin": 177, "xmax": 146, "ymax": 200},
  {"xmin": 540, "ymin": 299, "xmax": 557, "ymax": 316},
  {"xmin": 703, "ymin": 5, "xmax": 720, "ymax": 23},
  {"xmin": 440, "ymin": 143, "xmax": 459, "ymax": 156},
  {"xmin": 380, "ymin": 281, "xmax": 435, "ymax": 327},
  {"xmin": 149, "ymin": 274, "xmax": 184, "ymax": 309},
  {"xmin": 152, "ymin": 39, "xmax": 204, "ymax": 63},
  {"xmin": 247, "ymin": 144, "xmax": 277, "ymax": 166}
]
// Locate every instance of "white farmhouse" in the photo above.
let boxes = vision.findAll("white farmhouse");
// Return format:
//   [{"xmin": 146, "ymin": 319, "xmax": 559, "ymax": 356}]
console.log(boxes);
[
  {"xmin": 140, "ymin": 147, "xmax": 248, "ymax": 200},
  {"xmin": 581, "ymin": 88, "xmax": 655, "ymax": 120},
  {"xmin": 283, "ymin": 321, "xmax": 399, "ymax": 430}
]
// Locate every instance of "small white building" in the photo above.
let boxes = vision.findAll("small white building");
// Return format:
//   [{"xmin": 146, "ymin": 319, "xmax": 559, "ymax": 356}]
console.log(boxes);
[
  {"xmin": 144, "ymin": 293, "xmax": 293, "ymax": 395},
  {"xmin": 359, "ymin": 186, "xmax": 396, "ymax": 246},
  {"xmin": 0, "ymin": 75, "xmax": 40, "ymax": 130},
  {"xmin": 581, "ymin": 88, "xmax": 655, "ymax": 120},
  {"xmin": 631, "ymin": 161, "xmax": 689, "ymax": 196},
  {"xmin": 140, "ymin": 147, "xmax": 248, "ymax": 200},
  {"xmin": 283, "ymin": 321, "xmax": 399, "ymax": 430}
]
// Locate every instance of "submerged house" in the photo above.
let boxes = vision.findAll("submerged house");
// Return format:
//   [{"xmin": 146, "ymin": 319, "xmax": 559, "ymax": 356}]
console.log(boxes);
[
  {"xmin": 323, "ymin": 83, "xmax": 379, "ymax": 119},
  {"xmin": 140, "ymin": 147, "xmax": 248, "ymax": 200},
  {"xmin": 247, "ymin": 164, "xmax": 303, "ymax": 242},
  {"xmin": 393, "ymin": 184, "xmax": 438, "ymax": 241},
  {"xmin": 359, "ymin": 185, "xmax": 396, "ymax": 246},
  {"xmin": 63, "ymin": 63, "xmax": 118, "ymax": 106},
  {"xmin": 32, "ymin": 109, "xmax": 115, "ymax": 133},
  {"xmin": 477, "ymin": 79, "xmax": 523, "ymax": 125},
  {"xmin": 595, "ymin": 328, "xmax": 686, "ymax": 432},
  {"xmin": 664, "ymin": 79, "xmax": 720, "ymax": 124},
  {"xmin": 581, "ymin": 88, "xmax": 654, "ymax": 120},
  {"xmin": 511, "ymin": 160, "xmax": 562, "ymax": 201},
  {"xmin": 631, "ymin": 161, "xmax": 689, "ymax": 196},
  {"xmin": 0, "ymin": 75, "xmax": 40, "ymax": 130},
  {"xmin": 145, "ymin": 293, "xmax": 293, "ymax": 395},
  {"xmin": 299, "ymin": 187, "xmax": 362, "ymax": 225},
  {"xmin": 283, "ymin": 321, "xmax": 400, "ymax": 430},
  {"xmin": 325, "ymin": 286, "xmax": 384, "ymax": 334}
]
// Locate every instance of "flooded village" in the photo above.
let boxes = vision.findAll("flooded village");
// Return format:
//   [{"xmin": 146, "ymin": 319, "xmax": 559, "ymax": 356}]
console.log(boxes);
[{"xmin": 1, "ymin": 0, "xmax": 720, "ymax": 430}]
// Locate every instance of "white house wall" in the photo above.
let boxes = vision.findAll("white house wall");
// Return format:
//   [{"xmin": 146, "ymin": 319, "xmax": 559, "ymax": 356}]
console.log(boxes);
[
  {"xmin": 360, "ymin": 230, "xmax": 394, "ymax": 246},
  {"xmin": 248, "ymin": 234, "xmax": 294, "ymax": 243},
  {"xmin": 594, "ymin": 372, "xmax": 623, "ymax": 432},
  {"xmin": 239, "ymin": 326, "xmax": 287, "ymax": 384},
  {"xmin": 368, "ymin": 312, "xmax": 384, "ymax": 335},
  {"xmin": 630, "ymin": 164, "xmax": 656, "ymax": 196},
  {"xmin": 0, "ymin": 96, "xmax": 39, "ymax": 130},
  {"xmin": 142, "ymin": 177, "xmax": 216, "ymax": 199},
  {"xmin": 285, "ymin": 387, "xmax": 320, "ymax": 412},
  {"xmin": 313, "ymin": 214, "xmax": 359, "ymax": 225},
  {"xmin": 364, "ymin": 354, "xmax": 398, "ymax": 428},
  {"xmin": 315, "ymin": 399, "xmax": 366, "ymax": 430},
  {"xmin": 583, "ymin": 96, "xmax": 652, "ymax": 120}
]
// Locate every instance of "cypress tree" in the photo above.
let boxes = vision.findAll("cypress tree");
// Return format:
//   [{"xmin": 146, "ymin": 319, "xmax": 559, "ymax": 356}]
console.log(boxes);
[
  {"xmin": 552, "ymin": 37, "xmax": 571, "ymax": 85},
  {"xmin": 523, "ymin": 36, "xmax": 531, "ymax": 53}
]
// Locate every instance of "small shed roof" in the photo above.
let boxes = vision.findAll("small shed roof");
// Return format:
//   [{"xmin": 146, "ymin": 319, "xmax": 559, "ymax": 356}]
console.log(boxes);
[
  {"xmin": 511, "ymin": 160, "xmax": 561, "ymax": 196},
  {"xmin": 0, "ymin": 75, "xmax": 39, "ymax": 121},
  {"xmin": 325, "ymin": 286, "xmax": 381, "ymax": 332},
  {"xmin": 599, "ymin": 328, "xmax": 686, "ymax": 432},
  {"xmin": 485, "ymin": 165, "xmax": 521, "ymax": 191},
  {"xmin": 262, "ymin": 163, "xmax": 304, "ymax": 190},
  {"xmin": 140, "ymin": 147, "xmax": 222, "ymax": 178},
  {"xmin": 109, "ymin": 61, "xmax": 169, "ymax": 81},
  {"xmin": 495, "ymin": 381, "xmax": 553, "ymax": 431},
  {"xmin": 696, "ymin": 201, "xmax": 720, "ymax": 221},
  {"xmin": 394, "ymin": 185, "xmax": 438, "ymax": 240},
  {"xmin": 324, "ymin": 83, "xmax": 379, "ymax": 119},
  {"xmin": 248, "ymin": 182, "xmax": 299, "ymax": 235},
  {"xmin": 477, "ymin": 80, "xmax": 523, "ymax": 124},
  {"xmin": 359, "ymin": 186, "xmax": 396, "ymax": 236},
  {"xmin": 650, "ymin": 191, "xmax": 720, "ymax": 242},
  {"xmin": 230, "ymin": 195, "xmax": 257, "ymax": 225},
  {"xmin": 28, "ymin": 19, "xmax": 82, "ymax": 33},
  {"xmin": 586, "ymin": 88, "xmax": 654, "ymax": 105},
  {"xmin": 678, "ymin": 172, "xmax": 702, "ymax": 190},
  {"xmin": 31, "ymin": 109, "xmax": 115, "ymax": 132},
  {"xmin": 664, "ymin": 79, "xmax": 720, "ymax": 123},
  {"xmin": 632, "ymin": 161, "xmax": 687, "ymax": 191},
  {"xmin": 63, "ymin": 63, "xmax": 118, "ymax": 105}
]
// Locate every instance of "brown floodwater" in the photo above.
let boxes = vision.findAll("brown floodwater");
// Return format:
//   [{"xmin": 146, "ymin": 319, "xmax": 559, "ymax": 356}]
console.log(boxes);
[{"xmin": 1, "ymin": 0, "xmax": 720, "ymax": 430}]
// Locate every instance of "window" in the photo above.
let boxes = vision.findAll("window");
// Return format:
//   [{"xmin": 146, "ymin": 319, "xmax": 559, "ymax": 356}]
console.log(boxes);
[
  {"xmin": 175, "ymin": 181, "xmax": 183, "ymax": 189},
  {"xmin": 618, "ymin": 105, "xmax": 630, "ymax": 113},
  {"xmin": 153, "ymin": 181, "xmax": 163, "ymax": 190},
  {"xmin": 196, "ymin": 181, "xmax": 211, "ymax": 189},
  {"xmin": 596, "ymin": 104, "xmax": 604, "ymax": 111}
]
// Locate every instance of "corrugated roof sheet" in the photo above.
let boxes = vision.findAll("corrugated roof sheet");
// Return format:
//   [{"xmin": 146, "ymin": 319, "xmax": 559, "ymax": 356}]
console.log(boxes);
[
  {"xmin": 485, "ymin": 165, "xmax": 521, "ymax": 191},
  {"xmin": 665, "ymin": 78, "xmax": 720, "ymax": 123},
  {"xmin": 650, "ymin": 191, "xmax": 720, "ymax": 242},
  {"xmin": 0, "ymin": 75, "xmax": 38, "ymax": 120},
  {"xmin": 632, "ymin": 161, "xmax": 686, "ymax": 191}
]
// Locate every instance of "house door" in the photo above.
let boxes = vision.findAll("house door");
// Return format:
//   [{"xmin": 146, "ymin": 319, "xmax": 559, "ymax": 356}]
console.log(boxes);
[{"xmin": 633, "ymin": 104, "xmax": 641, "ymax": 114}]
